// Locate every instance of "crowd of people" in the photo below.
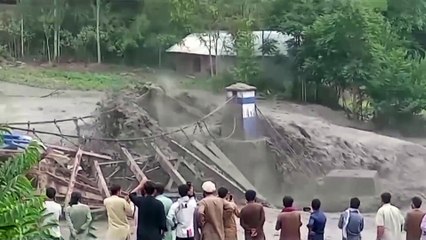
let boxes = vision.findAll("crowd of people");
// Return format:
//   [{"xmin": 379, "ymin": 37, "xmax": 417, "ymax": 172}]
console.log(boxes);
[{"xmin": 42, "ymin": 179, "xmax": 426, "ymax": 240}]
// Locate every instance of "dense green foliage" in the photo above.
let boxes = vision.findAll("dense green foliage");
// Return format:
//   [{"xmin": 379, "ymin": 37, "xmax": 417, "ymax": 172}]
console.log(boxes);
[
  {"xmin": 0, "ymin": 128, "xmax": 49, "ymax": 239},
  {"xmin": 266, "ymin": 0, "xmax": 426, "ymax": 127},
  {"xmin": 0, "ymin": 0, "xmax": 183, "ymax": 65},
  {"xmin": 3, "ymin": 0, "xmax": 426, "ymax": 127},
  {"xmin": 0, "ymin": 129, "xmax": 98, "ymax": 239}
]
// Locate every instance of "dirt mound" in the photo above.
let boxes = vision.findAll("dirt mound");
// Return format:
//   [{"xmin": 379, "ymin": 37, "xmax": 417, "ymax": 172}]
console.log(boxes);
[{"xmin": 262, "ymin": 103, "xmax": 426, "ymax": 209}]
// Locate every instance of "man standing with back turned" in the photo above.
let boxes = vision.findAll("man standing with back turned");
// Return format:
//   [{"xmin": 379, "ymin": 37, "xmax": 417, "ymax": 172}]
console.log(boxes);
[
  {"xmin": 198, "ymin": 181, "xmax": 233, "ymax": 240},
  {"xmin": 307, "ymin": 199, "xmax": 327, "ymax": 240},
  {"xmin": 405, "ymin": 196, "xmax": 424, "ymax": 240},
  {"xmin": 44, "ymin": 187, "xmax": 62, "ymax": 240},
  {"xmin": 104, "ymin": 184, "xmax": 133, "ymax": 240},
  {"xmin": 218, "ymin": 187, "xmax": 240, "ymax": 240},
  {"xmin": 376, "ymin": 192, "xmax": 405, "ymax": 240},
  {"xmin": 167, "ymin": 184, "xmax": 197, "ymax": 240},
  {"xmin": 156, "ymin": 183, "xmax": 174, "ymax": 240},
  {"xmin": 130, "ymin": 180, "xmax": 167, "ymax": 240},
  {"xmin": 240, "ymin": 190, "xmax": 265, "ymax": 240},
  {"xmin": 275, "ymin": 196, "xmax": 302, "ymax": 240},
  {"xmin": 338, "ymin": 197, "xmax": 364, "ymax": 240}
]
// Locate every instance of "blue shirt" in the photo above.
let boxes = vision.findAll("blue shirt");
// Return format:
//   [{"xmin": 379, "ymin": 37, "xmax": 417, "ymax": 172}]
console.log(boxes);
[
  {"xmin": 338, "ymin": 209, "xmax": 364, "ymax": 239},
  {"xmin": 307, "ymin": 210, "xmax": 327, "ymax": 240}
]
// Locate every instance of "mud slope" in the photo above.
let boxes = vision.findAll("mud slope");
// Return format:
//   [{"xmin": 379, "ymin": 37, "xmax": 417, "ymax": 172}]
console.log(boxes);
[{"xmin": 261, "ymin": 102, "xmax": 426, "ymax": 207}]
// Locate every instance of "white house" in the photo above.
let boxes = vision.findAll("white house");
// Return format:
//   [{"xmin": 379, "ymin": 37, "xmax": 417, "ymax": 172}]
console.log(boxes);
[{"xmin": 166, "ymin": 31, "xmax": 292, "ymax": 77}]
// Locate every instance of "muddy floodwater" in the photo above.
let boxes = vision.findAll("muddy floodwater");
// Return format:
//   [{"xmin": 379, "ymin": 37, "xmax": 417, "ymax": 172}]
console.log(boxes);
[{"xmin": 0, "ymin": 82, "xmax": 102, "ymax": 142}]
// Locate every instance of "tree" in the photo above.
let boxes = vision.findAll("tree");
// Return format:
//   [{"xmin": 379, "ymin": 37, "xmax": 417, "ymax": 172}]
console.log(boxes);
[
  {"xmin": 96, "ymin": 0, "xmax": 101, "ymax": 63},
  {"xmin": 266, "ymin": 0, "xmax": 328, "ymax": 101},
  {"xmin": 367, "ymin": 47, "xmax": 426, "ymax": 126}
]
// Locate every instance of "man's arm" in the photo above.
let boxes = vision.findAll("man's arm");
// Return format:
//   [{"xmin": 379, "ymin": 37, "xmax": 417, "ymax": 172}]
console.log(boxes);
[
  {"xmin": 360, "ymin": 216, "xmax": 364, "ymax": 232},
  {"xmin": 239, "ymin": 210, "xmax": 250, "ymax": 230},
  {"xmin": 124, "ymin": 199, "xmax": 134, "ymax": 216},
  {"xmin": 376, "ymin": 209, "xmax": 385, "ymax": 240},
  {"xmin": 198, "ymin": 201, "xmax": 206, "ymax": 226},
  {"xmin": 131, "ymin": 177, "xmax": 148, "ymax": 194},
  {"xmin": 80, "ymin": 206, "xmax": 92, "ymax": 231},
  {"xmin": 129, "ymin": 192, "xmax": 142, "ymax": 207},
  {"xmin": 400, "ymin": 210, "xmax": 405, "ymax": 232},
  {"xmin": 259, "ymin": 206, "xmax": 266, "ymax": 226},
  {"xmin": 223, "ymin": 199, "xmax": 234, "ymax": 213},
  {"xmin": 159, "ymin": 202, "xmax": 167, "ymax": 233},
  {"xmin": 234, "ymin": 204, "xmax": 241, "ymax": 218},
  {"xmin": 167, "ymin": 203, "xmax": 177, "ymax": 229},
  {"xmin": 307, "ymin": 215, "xmax": 314, "ymax": 236},
  {"xmin": 420, "ymin": 214, "xmax": 426, "ymax": 232},
  {"xmin": 337, "ymin": 213, "xmax": 344, "ymax": 229},
  {"xmin": 404, "ymin": 213, "xmax": 408, "ymax": 231},
  {"xmin": 275, "ymin": 216, "xmax": 281, "ymax": 231},
  {"xmin": 65, "ymin": 207, "xmax": 77, "ymax": 238}
]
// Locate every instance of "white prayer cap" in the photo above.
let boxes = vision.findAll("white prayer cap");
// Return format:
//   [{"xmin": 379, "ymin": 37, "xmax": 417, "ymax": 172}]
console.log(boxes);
[{"xmin": 202, "ymin": 181, "xmax": 216, "ymax": 193}]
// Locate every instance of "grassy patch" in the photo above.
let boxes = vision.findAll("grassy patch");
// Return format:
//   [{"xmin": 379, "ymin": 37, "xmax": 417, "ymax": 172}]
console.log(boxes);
[{"xmin": 0, "ymin": 66, "xmax": 136, "ymax": 90}]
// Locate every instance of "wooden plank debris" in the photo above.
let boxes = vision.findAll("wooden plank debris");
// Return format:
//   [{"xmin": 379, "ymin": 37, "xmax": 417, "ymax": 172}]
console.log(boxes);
[
  {"xmin": 47, "ymin": 144, "xmax": 113, "ymax": 161},
  {"xmin": 204, "ymin": 141, "xmax": 258, "ymax": 192},
  {"xmin": 165, "ymin": 158, "xmax": 183, "ymax": 190},
  {"xmin": 121, "ymin": 147, "xmax": 147, "ymax": 182},
  {"xmin": 151, "ymin": 143, "xmax": 186, "ymax": 185},
  {"xmin": 64, "ymin": 148, "xmax": 83, "ymax": 207},
  {"xmin": 94, "ymin": 160, "xmax": 111, "ymax": 198},
  {"xmin": 54, "ymin": 167, "xmax": 98, "ymax": 188},
  {"xmin": 168, "ymin": 140, "xmax": 246, "ymax": 200},
  {"xmin": 43, "ymin": 171, "xmax": 100, "ymax": 195}
]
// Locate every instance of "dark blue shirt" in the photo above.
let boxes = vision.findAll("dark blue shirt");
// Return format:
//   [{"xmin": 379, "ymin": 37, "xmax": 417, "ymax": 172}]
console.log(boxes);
[
  {"xmin": 307, "ymin": 210, "xmax": 327, "ymax": 240},
  {"xmin": 129, "ymin": 193, "xmax": 167, "ymax": 240}
]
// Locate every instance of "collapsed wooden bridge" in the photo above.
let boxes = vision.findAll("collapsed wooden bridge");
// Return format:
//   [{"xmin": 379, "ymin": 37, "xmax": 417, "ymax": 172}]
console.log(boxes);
[
  {"xmin": 1, "ymin": 132, "xmax": 269, "ymax": 211},
  {"xmin": 0, "ymin": 83, "xmax": 284, "ymax": 209}
]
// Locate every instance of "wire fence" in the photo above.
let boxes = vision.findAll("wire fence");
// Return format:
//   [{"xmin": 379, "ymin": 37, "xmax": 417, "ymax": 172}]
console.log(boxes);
[{"xmin": 1, "ymin": 96, "xmax": 235, "ymax": 143}]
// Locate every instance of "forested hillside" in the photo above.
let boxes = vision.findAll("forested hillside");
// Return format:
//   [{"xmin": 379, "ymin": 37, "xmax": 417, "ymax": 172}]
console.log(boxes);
[{"xmin": 1, "ymin": 0, "xmax": 426, "ymax": 129}]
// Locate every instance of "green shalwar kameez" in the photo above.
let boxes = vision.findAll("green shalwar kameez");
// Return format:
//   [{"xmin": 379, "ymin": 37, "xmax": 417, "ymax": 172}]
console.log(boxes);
[
  {"xmin": 65, "ymin": 203, "xmax": 93, "ymax": 240},
  {"xmin": 156, "ymin": 194, "xmax": 175, "ymax": 240}
]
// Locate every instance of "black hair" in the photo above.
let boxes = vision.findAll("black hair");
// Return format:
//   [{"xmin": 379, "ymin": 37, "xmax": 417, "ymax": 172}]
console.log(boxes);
[
  {"xmin": 245, "ymin": 190, "xmax": 256, "ymax": 202},
  {"xmin": 350, "ymin": 197, "xmax": 361, "ymax": 209},
  {"xmin": 218, "ymin": 187, "xmax": 229, "ymax": 199},
  {"xmin": 178, "ymin": 184, "xmax": 190, "ymax": 197},
  {"xmin": 110, "ymin": 184, "xmax": 121, "ymax": 195},
  {"xmin": 412, "ymin": 196, "xmax": 422, "ymax": 208},
  {"xmin": 282, "ymin": 196, "xmax": 294, "ymax": 208},
  {"xmin": 144, "ymin": 181, "xmax": 156, "ymax": 195},
  {"xmin": 186, "ymin": 181, "xmax": 194, "ymax": 198},
  {"xmin": 46, "ymin": 187, "xmax": 56, "ymax": 199},
  {"xmin": 155, "ymin": 182, "xmax": 165, "ymax": 195},
  {"xmin": 311, "ymin": 198, "xmax": 321, "ymax": 210},
  {"xmin": 381, "ymin": 192, "xmax": 391, "ymax": 204},
  {"xmin": 69, "ymin": 192, "xmax": 82, "ymax": 206}
]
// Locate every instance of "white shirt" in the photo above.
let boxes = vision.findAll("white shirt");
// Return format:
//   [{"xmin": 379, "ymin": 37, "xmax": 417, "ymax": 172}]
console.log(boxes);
[
  {"xmin": 44, "ymin": 200, "xmax": 62, "ymax": 238},
  {"xmin": 167, "ymin": 196, "xmax": 197, "ymax": 238},
  {"xmin": 376, "ymin": 203, "xmax": 405, "ymax": 240}
]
